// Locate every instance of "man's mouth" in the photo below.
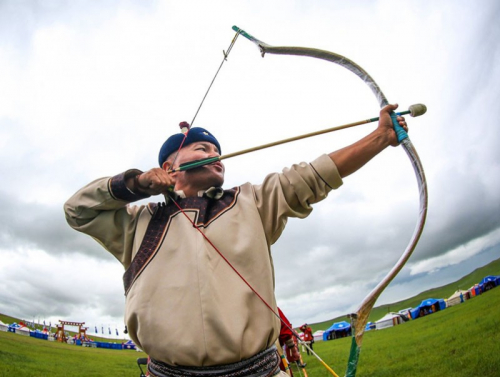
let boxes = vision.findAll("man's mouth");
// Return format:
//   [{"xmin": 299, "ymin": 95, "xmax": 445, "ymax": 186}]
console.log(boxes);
[{"xmin": 178, "ymin": 157, "xmax": 220, "ymax": 171}]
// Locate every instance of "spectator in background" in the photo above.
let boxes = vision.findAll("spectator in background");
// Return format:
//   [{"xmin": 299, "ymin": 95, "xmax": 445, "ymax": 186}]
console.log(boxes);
[
  {"xmin": 300, "ymin": 324, "xmax": 314, "ymax": 355},
  {"xmin": 277, "ymin": 308, "xmax": 302, "ymax": 376}
]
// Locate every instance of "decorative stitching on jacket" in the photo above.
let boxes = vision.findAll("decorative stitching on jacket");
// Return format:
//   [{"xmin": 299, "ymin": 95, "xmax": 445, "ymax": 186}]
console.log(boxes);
[{"xmin": 123, "ymin": 188, "xmax": 240, "ymax": 295}]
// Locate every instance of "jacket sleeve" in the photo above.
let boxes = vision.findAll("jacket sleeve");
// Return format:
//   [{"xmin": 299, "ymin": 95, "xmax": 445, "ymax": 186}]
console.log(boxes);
[
  {"xmin": 63, "ymin": 169, "xmax": 151, "ymax": 267},
  {"xmin": 253, "ymin": 154, "xmax": 343, "ymax": 245}
]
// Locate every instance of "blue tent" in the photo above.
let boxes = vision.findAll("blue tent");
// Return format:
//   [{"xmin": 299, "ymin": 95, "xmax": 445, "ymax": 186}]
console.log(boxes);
[
  {"xmin": 94, "ymin": 341, "xmax": 122, "ymax": 350},
  {"xmin": 123, "ymin": 340, "xmax": 137, "ymax": 350},
  {"xmin": 30, "ymin": 329, "xmax": 49, "ymax": 340},
  {"xmin": 323, "ymin": 321, "xmax": 351, "ymax": 341},
  {"xmin": 479, "ymin": 275, "xmax": 499, "ymax": 292},
  {"xmin": 410, "ymin": 298, "xmax": 446, "ymax": 319},
  {"xmin": 8, "ymin": 322, "xmax": 20, "ymax": 333}
]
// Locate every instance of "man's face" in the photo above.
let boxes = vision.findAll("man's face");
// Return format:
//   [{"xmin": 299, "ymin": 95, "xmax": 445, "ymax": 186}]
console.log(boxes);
[{"xmin": 167, "ymin": 141, "xmax": 225, "ymax": 191}]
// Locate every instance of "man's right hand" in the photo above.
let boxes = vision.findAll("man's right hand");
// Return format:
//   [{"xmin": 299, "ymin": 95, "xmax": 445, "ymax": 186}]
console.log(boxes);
[{"xmin": 130, "ymin": 168, "xmax": 175, "ymax": 196}]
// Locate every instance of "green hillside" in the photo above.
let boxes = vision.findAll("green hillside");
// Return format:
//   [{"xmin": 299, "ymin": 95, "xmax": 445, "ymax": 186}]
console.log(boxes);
[
  {"xmin": 300, "ymin": 286, "xmax": 500, "ymax": 376},
  {"xmin": 309, "ymin": 257, "xmax": 500, "ymax": 332}
]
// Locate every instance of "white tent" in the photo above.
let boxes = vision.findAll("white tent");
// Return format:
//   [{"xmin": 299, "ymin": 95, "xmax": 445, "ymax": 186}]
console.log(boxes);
[
  {"xmin": 313, "ymin": 330, "xmax": 324, "ymax": 342},
  {"xmin": 447, "ymin": 290, "xmax": 469, "ymax": 307},
  {"xmin": 16, "ymin": 326, "xmax": 31, "ymax": 336},
  {"xmin": 375, "ymin": 312, "xmax": 405, "ymax": 330},
  {"xmin": 398, "ymin": 308, "xmax": 412, "ymax": 317}
]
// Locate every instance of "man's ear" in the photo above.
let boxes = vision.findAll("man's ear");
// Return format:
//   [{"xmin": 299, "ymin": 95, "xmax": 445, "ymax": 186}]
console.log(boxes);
[
  {"xmin": 162, "ymin": 160, "xmax": 177, "ymax": 176},
  {"xmin": 162, "ymin": 161, "xmax": 171, "ymax": 171}
]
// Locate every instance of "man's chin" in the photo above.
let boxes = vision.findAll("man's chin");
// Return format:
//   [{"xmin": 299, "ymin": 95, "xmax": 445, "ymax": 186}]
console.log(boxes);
[
  {"xmin": 185, "ymin": 168, "xmax": 224, "ymax": 188},
  {"xmin": 211, "ymin": 177, "xmax": 225, "ymax": 188}
]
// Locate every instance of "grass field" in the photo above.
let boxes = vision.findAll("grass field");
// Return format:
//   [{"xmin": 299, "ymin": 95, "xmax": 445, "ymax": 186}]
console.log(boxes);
[
  {"xmin": 298, "ymin": 287, "xmax": 500, "ymax": 376},
  {"xmin": 1, "ymin": 288, "xmax": 499, "ymax": 376},
  {"xmin": 0, "ymin": 330, "xmax": 142, "ymax": 376},
  {"xmin": 1, "ymin": 259, "xmax": 499, "ymax": 376}
]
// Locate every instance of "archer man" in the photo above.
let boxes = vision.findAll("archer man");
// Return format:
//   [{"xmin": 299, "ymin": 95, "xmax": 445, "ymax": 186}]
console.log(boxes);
[{"xmin": 64, "ymin": 104, "xmax": 407, "ymax": 377}]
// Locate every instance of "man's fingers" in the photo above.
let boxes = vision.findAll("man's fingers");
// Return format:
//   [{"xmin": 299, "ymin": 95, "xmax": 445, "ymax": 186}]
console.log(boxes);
[
  {"xmin": 138, "ymin": 168, "xmax": 175, "ymax": 194},
  {"xmin": 150, "ymin": 176, "xmax": 171, "ymax": 189},
  {"xmin": 383, "ymin": 103, "xmax": 399, "ymax": 113},
  {"xmin": 396, "ymin": 116, "xmax": 409, "ymax": 132}
]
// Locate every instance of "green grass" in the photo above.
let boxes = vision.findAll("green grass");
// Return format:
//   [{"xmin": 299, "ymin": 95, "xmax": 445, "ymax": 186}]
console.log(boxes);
[
  {"xmin": 2, "ymin": 288, "xmax": 499, "ymax": 376},
  {"xmin": 1, "ymin": 258, "xmax": 498, "ymax": 376},
  {"xmin": 0, "ymin": 314, "xmax": 128, "ymax": 344},
  {"xmin": 296, "ymin": 287, "xmax": 500, "ymax": 376},
  {"xmin": 0, "ymin": 331, "xmax": 143, "ymax": 377}
]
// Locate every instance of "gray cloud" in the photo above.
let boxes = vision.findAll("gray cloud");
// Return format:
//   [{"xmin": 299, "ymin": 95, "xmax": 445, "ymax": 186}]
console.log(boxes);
[{"xmin": 0, "ymin": 191, "xmax": 112, "ymax": 259}]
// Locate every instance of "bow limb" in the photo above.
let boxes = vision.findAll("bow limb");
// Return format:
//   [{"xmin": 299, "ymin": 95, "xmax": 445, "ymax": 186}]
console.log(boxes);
[
  {"xmin": 233, "ymin": 26, "xmax": 429, "ymax": 376},
  {"xmin": 232, "ymin": 26, "xmax": 389, "ymax": 108},
  {"xmin": 345, "ymin": 138, "xmax": 428, "ymax": 375}
]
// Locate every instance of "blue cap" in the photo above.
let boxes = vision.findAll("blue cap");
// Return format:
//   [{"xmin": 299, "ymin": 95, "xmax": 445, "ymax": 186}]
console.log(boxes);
[{"xmin": 158, "ymin": 127, "xmax": 221, "ymax": 167}]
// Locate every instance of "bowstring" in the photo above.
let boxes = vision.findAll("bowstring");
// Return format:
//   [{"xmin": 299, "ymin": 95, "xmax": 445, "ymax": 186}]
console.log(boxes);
[
  {"xmin": 190, "ymin": 30, "xmax": 240, "ymax": 127},
  {"xmin": 169, "ymin": 30, "xmax": 240, "ymax": 170}
]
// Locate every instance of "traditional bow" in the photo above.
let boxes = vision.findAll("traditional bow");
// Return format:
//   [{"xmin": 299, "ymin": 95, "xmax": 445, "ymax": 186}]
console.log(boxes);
[{"xmin": 231, "ymin": 25, "xmax": 429, "ymax": 376}]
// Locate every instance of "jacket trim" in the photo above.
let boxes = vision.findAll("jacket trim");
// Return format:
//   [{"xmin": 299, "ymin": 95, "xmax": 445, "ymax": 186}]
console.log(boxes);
[{"xmin": 123, "ymin": 187, "xmax": 240, "ymax": 295}]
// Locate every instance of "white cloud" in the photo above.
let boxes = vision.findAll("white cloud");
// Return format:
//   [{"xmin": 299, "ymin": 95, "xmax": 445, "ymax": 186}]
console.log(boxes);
[{"xmin": 409, "ymin": 228, "xmax": 500, "ymax": 276}]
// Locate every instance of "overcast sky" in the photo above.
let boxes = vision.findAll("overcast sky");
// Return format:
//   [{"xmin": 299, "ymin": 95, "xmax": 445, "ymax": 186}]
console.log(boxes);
[{"xmin": 1, "ymin": 0, "xmax": 499, "ymax": 339}]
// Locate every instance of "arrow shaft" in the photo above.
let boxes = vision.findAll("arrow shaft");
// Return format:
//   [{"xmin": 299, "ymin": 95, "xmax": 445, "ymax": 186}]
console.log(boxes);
[{"xmin": 171, "ymin": 111, "xmax": 411, "ymax": 173}]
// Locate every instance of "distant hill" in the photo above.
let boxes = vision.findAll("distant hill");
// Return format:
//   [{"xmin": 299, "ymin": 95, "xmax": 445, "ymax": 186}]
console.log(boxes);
[{"xmin": 309, "ymin": 257, "xmax": 500, "ymax": 332}]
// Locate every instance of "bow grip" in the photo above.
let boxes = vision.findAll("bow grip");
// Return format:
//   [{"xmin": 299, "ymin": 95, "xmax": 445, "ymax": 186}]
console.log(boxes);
[{"xmin": 390, "ymin": 112, "xmax": 408, "ymax": 142}]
